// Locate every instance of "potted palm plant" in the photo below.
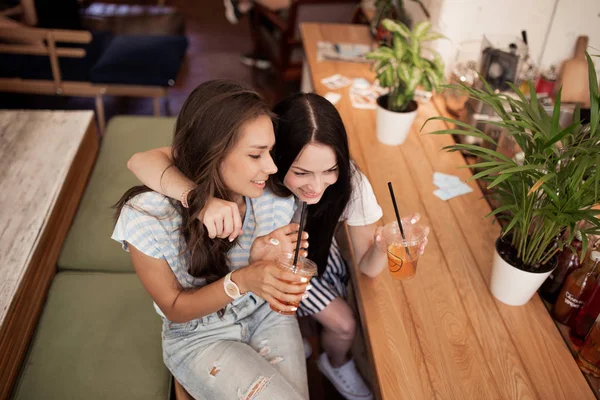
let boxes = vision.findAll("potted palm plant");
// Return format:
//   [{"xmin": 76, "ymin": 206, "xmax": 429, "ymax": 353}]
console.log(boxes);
[
  {"xmin": 366, "ymin": 19, "xmax": 444, "ymax": 145},
  {"xmin": 426, "ymin": 53, "xmax": 600, "ymax": 306}
]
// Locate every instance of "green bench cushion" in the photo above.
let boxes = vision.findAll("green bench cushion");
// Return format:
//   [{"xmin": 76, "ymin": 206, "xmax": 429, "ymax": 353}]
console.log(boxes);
[
  {"xmin": 58, "ymin": 116, "xmax": 175, "ymax": 273},
  {"xmin": 13, "ymin": 272, "xmax": 169, "ymax": 400}
]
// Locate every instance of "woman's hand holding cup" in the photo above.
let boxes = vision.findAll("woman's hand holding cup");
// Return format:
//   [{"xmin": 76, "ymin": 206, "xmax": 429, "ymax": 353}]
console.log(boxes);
[
  {"xmin": 374, "ymin": 212, "xmax": 430, "ymax": 254},
  {"xmin": 235, "ymin": 259, "xmax": 310, "ymax": 314}
]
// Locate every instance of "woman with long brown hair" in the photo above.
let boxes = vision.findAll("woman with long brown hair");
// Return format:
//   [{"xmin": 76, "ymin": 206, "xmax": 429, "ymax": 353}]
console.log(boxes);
[{"xmin": 112, "ymin": 80, "xmax": 311, "ymax": 399}]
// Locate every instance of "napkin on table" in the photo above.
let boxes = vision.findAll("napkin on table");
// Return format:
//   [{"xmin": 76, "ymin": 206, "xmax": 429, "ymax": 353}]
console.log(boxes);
[{"xmin": 433, "ymin": 172, "xmax": 473, "ymax": 201}]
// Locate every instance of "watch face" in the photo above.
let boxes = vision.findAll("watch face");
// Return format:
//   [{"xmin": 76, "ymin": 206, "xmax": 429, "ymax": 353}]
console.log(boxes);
[{"xmin": 226, "ymin": 283, "xmax": 238, "ymax": 297}]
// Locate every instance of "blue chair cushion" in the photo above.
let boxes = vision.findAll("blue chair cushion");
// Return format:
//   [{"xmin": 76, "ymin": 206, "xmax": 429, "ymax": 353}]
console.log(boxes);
[
  {"xmin": 90, "ymin": 34, "xmax": 187, "ymax": 86},
  {"xmin": 16, "ymin": 31, "xmax": 114, "ymax": 82}
]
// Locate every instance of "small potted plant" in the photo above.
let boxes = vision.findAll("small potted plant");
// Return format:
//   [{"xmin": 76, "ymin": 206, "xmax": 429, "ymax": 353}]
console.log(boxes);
[
  {"xmin": 366, "ymin": 18, "xmax": 444, "ymax": 145},
  {"xmin": 426, "ymin": 53, "xmax": 600, "ymax": 306}
]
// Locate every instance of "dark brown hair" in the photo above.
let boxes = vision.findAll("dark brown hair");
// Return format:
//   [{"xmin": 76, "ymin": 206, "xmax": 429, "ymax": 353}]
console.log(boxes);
[
  {"xmin": 115, "ymin": 80, "xmax": 273, "ymax": 283},
  {"xmin": 269, "ymin": 93, "xmax": 353, "ymax": 274}
]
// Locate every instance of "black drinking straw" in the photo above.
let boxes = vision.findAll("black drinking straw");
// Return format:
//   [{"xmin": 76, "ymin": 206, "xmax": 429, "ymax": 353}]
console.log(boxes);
[
  {"xmin": 292, "ymin": 201, "xmax": 308, "ymax": 272},
  {"xmin": 387, "ymin": 182, "xmax": 411, "ymax": 257}
]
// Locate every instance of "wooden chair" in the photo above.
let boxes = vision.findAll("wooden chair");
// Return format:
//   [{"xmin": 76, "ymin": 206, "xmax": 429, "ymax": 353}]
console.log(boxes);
[
  {"xmin": 250, "ymin": 0, "xmax": 361, "ymax": 96},
  {"xmin": 0, "ymin": 25, "xmax": 187, "ymax": 134}
]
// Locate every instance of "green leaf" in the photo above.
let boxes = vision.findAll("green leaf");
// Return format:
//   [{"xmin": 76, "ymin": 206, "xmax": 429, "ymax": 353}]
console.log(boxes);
[
  {"xmin": 406, "ymin": 67, "xmax": 423, "ymax": 92},
  {"xmin": 425, "ymin": 116, "xmax": 489, "ymax": 135},
  {"xmin": 393, "ymin": 35, "xmax": 405, "ymax": 59},
  {"xmin": 484, "ymin": 204, "xmax": 515, "ymax": 219},
  {"xmin": 574, "ymin": 103, "xmax": 581, "ymax": 124},
  {"xmin": 412, "ymin": 21, "xmax": 432, "ymax": 39},
  {"xmin": 550, "ymin": 88, "xmax": 562, "ymax": 138},
  {"xmin": 503, "ymin": 209, "xmax": 522, "ymax": 235},
  {"xmin": 596, "ymin": 153, "xmax": 600, "ymax": 200},
  {"xmin": 499, "ymin": 164, "xmax": 545, "ymax": 174},
  {"xmin": 458, "ymin": 161, "xmax": 510, "ymax": 169},
  {"xmin": 397, "ymin": 63, "xmax": 410, "ymax": 83},
  {"xmin": 429, "ymin": 128, "xmax": 497, "ymax": 146},
  {"xmin": 421, "ymin": 75, "xmax": 433, "ymax": 91},
  {"xmin": 528, "ymin": 173, "xmax": 555, "ymax": 196},
  {"xmin": 488, "ymin": 173, "xmax": 513, "ymax": 189},
  {"xmin": 424, "ymin": 67, "xmax": 441, "ymax": 91},
  {"xmin": 541, "ymin": 185, "xmax": 560, "ymax": 204},
  {"xmin": 581, "ymin": 233, "xmax": 589, "ymax": 263},
  {"xmin": 586, "ymin": 53, "xmax": 599, "ymax": 137},
  {"xmin": 542, "ymin": 122, "xmax": 581, "ymax": 149},
  {"xmin": 470, "ymin": 165, "xmax": 511, "ymax": 181},
  {"xmin": 381, "ymin": 65, "xmax": 394, "ymax": 87},
  {"xmin": 442, "ymin": 143, "xmax": 513, "ymax": 162},
  {"xmin": 431, "ymin": 51, "xmax": 445, "ymax": 74},
  {"xmin": 422, "ymin": 32, "xmax": 446, "ymax": 42},
  {"xmin": 381, "ymin": 19, "xmax": 410, "ymax": 38}
]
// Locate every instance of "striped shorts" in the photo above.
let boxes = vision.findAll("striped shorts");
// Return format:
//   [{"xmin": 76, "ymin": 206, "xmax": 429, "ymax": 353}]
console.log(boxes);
[{"xmin": 297, "ymin": 238, "xmax": 348, "ymax": 317}]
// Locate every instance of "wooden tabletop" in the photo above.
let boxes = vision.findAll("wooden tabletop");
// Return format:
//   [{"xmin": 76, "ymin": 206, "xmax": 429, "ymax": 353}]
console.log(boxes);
[
  {"xmin": 301, "ymin": 23, "xmax": 595, "ymax": 400},
  {"xmin": 0, "ymin": 110, "xmax": 98, "ymax": 399}
]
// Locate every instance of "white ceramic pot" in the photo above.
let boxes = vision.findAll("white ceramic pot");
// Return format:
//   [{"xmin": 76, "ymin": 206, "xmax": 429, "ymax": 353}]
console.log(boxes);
[
  {"xmin": 376, "ymin": 97, "xmax": 418, "ymax": 146},
  {"xmin": 490, "ymin": 237, "xmax": 557, "ymax": 306}
]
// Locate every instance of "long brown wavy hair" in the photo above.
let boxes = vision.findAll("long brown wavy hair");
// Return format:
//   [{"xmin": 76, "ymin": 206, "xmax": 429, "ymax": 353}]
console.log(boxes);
[{"xmin": 114, "ymin": 80, "xmax": 273, "ymax": 283}]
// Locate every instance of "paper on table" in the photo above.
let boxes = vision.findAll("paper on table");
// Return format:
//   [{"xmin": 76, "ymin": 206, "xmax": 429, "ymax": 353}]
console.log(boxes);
[
  {"xmin": 321, "ymin": 74, "xmax": 352, "ymax": 90},
  {"xmin": 433, "ymin": 172, "xmax": 462, "ymax": 188},
  {"xmin": 432, "ymin": 172, "xmax": 473, "ymax": 200},
  {"xmin": 324, "ymin": 92, "xmax": 341, "ymax": 105},
  {"xmin": 433, "ymin": 185, "xmax": 473, "ymax": 201}
]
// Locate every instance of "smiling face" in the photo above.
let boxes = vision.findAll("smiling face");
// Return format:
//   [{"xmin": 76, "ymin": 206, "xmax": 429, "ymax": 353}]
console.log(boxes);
[
  {"xmin": 282, "ymin": 142, "xmax": 339, "ymax": 204},
  {"xmin": 220, "ymin": 114, "xmax": 277, "ymax": 201}
]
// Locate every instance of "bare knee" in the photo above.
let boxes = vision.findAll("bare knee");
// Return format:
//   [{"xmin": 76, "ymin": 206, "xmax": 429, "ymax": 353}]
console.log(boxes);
[{"xmin": 325, "ymin": 312, "xmax": 356, "ymax": 340}]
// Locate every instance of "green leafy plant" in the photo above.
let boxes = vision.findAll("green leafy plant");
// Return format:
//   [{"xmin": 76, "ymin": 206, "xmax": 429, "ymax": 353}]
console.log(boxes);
[
  {"xmin": 426, "ymin": 53, "xmax": 600, "ymax": 271},
  {"xmin": 366, "ymin": 19, "xmax": 445, "ymax": 112}
]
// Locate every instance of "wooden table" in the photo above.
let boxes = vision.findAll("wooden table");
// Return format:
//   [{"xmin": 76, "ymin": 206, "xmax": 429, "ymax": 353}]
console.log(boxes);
[
  {"xmin": 301, "ymin": 23, "xmax": 596, "ymax": 400},
  {"xmin": 0, "ymin": 110, "xmax": 98, "ymax": 399}
]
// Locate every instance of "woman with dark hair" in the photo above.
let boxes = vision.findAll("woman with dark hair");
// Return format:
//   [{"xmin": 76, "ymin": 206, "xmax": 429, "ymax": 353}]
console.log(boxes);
[
  {"xmin": 113, "ymin": 80, "xmax": 312, "ymax": 400},
  {"xmin": 127, "ymin": 92, "xmax": 429, "ymax": 400}
]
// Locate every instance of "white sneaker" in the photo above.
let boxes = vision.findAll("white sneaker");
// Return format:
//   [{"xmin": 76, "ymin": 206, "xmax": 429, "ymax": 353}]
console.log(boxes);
[
  {"xmin": 317, "ymin": 353, "xmax": 373, "ymax": 400},
  {"xmin": 223, "ymin": 0, "xmax": 241, "ymax": 24},
  {"xmin": 303, "ymin": 338, "xmax": 312, "ymax": 359}
]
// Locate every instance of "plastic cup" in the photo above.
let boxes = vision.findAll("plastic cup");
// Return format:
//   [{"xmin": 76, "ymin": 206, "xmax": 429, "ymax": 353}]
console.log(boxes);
[
  {"xmin": 270, "ymin": 252, "xmax": 317, "ymax": 315},
  {"xmin": 382, "ymin": 222, "xmax": 427, "ymax": 280}
]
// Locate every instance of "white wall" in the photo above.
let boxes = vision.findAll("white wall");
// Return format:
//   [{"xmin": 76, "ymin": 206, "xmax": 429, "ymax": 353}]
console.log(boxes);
[
  {"xmin": 404, "ymin": 0, "xmax": 600, "ymax": 75},
  {"xmin": 539, "ymin": 0, "xmax": 600, "ymax": 69}
]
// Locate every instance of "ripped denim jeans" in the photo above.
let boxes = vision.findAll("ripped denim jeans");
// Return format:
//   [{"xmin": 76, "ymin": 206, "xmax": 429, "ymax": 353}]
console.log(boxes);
[{"xmin": 162, "ymin": 293, "xmax": 308, "ymax": 400}]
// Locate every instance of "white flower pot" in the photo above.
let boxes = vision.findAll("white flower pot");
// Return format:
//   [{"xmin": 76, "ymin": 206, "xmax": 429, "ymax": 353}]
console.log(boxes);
[
  {"xmin": 376, "ymin": 97, "xmax": 418, "ymax": 146},
  {"xmin": 490, "ymin": 237, "xmax": 557, "ymax": 306}
]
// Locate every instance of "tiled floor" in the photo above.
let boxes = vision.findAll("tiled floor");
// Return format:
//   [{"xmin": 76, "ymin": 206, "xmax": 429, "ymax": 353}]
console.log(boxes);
[{"xmin": 0, "ymin": 1, "xmax": 354, "ymax": 398}]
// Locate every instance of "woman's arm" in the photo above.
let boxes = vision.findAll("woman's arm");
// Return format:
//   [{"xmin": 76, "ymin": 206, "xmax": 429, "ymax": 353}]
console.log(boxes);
[
  {"xmin": 348, "ymin": 214, "xmax": 429, "ymax": 278},
  {"xmin": 127, "ymin": 147, "xmax": 195, "ymax": 201},
  {"xmin": 129, "ymin": 245, "xmax": 233, "ymax": 322},
  {"xmin": 129, "ymin": 244, "xmax": 309, "ymax": 322},
  {"xmin": 347, "ymin": 223, "xmax": 388, "ymax": 278},
  {"xmin": 128, "ymin": 147, "xmax": 243, "ymax": 240}
]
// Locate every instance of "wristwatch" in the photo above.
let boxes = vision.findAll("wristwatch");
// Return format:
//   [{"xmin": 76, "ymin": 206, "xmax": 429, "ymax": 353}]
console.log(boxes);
[{"xmin": 224, "ymin": 272, "xmax": 242, "ymax": 300}]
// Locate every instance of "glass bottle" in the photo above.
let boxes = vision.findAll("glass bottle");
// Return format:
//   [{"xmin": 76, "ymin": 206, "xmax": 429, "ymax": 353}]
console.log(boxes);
[
  {"xmin": 540, "ymin": 231, "xmax": 584, "ymax": 304},
  {"xmin": 570, "ymin": 279, "xmax": 600, "ymax": 347},
  {"xmin": 578, "ymin": 314, "xmax": 600, "ymax": 378},
  {"xmin": 552, "ymin": 251, "xmax": 600, "ymax": 326}
]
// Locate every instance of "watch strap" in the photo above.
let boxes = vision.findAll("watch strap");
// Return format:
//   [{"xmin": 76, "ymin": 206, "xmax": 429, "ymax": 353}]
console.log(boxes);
[{"xmin": 224, "ymin": 272, "xmax": 241, "ymax": 300}]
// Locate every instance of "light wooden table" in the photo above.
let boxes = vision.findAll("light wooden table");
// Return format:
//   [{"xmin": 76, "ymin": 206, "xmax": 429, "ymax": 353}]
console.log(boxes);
[
  {"xmin": 0, "ymin": 110, "xmax": 98, "ymax": 399},
  {"xmin": 301, "ymin": 23, "xmax": 596, "ymax": 400}
]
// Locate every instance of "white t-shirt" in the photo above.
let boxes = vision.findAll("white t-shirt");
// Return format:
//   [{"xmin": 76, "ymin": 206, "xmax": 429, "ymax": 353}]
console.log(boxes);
[
  {"xmin": 293, "ymin": 168, "xmax": 383, "ymax": 226},
  {"xmin": 342, "ymin": 169, "xmax": 383, "ymax": 226}
]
